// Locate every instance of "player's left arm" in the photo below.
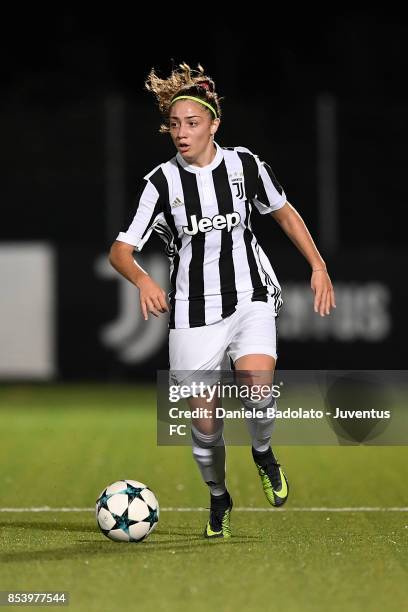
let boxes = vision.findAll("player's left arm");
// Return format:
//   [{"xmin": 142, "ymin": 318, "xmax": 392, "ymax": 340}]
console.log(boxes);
[{"xmin": 271, "ymin": 201, "xmax": 336, "ymax": 317}]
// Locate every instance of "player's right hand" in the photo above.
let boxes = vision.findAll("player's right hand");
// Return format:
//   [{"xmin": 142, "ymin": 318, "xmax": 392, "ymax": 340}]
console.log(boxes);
[{"xmin": 137, "ymin": 276, "xmax": 169, "ymax": 321}]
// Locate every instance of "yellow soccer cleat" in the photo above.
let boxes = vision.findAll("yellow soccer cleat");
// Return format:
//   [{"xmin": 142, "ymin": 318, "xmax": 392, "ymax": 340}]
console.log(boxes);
[
  {"xmin": 252, "ymin": 447, "xmax": 289, "ymax": 507},
  {"xmin": 204, "ymin": 492, "xmax": 233, "ymax": 539}
]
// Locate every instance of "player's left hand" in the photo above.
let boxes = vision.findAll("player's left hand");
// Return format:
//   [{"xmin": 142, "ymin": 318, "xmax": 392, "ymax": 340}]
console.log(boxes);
[{"xmin": 311, "ymin": 270, "xmax": 336, "ymax": 316}]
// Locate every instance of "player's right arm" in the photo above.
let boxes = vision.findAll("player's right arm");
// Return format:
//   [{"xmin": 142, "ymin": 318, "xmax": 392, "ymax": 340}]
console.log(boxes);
[{"xmin": 109, "ymin": 241, "xmax": 169, "ymax": 321}]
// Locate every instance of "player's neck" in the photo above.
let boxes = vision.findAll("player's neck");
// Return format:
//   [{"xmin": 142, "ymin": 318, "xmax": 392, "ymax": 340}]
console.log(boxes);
[{"xmin": 190, "ymin": 141, "xmax": 217, "ymax": 168}]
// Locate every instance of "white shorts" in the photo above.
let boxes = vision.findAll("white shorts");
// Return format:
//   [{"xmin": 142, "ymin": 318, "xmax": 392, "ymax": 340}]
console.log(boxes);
[{"xmin": 169, "ymin": 297, "xmax": 278, "ymax": 385}]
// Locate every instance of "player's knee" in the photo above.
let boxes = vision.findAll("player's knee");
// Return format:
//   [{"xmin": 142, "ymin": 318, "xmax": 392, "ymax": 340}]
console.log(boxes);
[{"xmin": 241, "ymin": 389, "xmax": 275, "ymax": 413}]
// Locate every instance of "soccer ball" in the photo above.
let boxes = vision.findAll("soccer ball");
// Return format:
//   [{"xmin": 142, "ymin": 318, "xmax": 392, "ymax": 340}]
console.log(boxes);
[{"xmin": 96, "ymin": 479, "xmax": 159, "ymax": 542}]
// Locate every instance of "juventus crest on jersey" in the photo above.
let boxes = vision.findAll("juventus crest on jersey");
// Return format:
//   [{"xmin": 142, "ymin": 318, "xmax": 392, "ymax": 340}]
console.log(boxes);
[{"xmin": 117, "ymin": 142, "xmax": 287, "ymax": 329}]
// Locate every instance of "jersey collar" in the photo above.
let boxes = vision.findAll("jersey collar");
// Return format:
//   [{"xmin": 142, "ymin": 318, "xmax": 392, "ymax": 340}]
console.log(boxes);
[{"xmin": 176, "ymin": 141, "xmax": 223, "ymax": 174}]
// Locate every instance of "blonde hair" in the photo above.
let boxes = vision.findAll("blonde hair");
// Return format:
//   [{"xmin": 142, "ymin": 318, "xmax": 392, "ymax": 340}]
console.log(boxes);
[{"xmin": 145, "ymin": 62, "xmax": 222, "ymax": 133}]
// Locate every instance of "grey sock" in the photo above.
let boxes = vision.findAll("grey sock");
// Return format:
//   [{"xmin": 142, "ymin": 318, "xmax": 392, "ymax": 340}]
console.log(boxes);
[
  {"xmin": 191, "ymin": 424, "xmax": 226, "ymax": 496},
  {"xmin": 243, "ymin": 394, "xmax": 276, "ymax": 453}
]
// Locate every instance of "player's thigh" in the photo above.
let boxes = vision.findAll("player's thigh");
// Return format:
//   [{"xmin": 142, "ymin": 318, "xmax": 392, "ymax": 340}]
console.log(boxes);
[
  {"xmin": 234, "ymin": 354, "xmax": 276, "ymax": 388},
  {"xmin": 229, "ymin": 301, "xmax": 278, "ymax": 387},
  {"xmin": 169, "ymin": 324, "xmax": 228, "ymax": 434},
  {"xmin": 169, "ymin": 320, "xmax": 229, "ymax": 375}
]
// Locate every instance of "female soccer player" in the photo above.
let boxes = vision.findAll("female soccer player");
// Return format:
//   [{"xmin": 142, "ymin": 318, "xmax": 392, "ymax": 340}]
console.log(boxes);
[{"xmin": 109, "ymin": 63, "xmax": 336, "ymax": 539}]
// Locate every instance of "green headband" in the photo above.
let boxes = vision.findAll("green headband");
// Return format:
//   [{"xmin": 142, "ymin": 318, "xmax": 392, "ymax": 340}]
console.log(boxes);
[{"xmin": 170, "ymin": 95, "xmax": 218, "ymax": 118}]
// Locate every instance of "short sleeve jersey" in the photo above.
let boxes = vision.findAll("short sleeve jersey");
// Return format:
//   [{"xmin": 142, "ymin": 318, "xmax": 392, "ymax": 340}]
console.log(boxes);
[{"xmin": 117, "ymin": 142, "xmax": 286, "ymax": 329}]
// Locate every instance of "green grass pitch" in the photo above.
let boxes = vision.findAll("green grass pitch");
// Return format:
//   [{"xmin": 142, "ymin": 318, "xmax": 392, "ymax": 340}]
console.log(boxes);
[{"xmin": 0, "ymin": 385, "xmax": 407, "ymax": 611}]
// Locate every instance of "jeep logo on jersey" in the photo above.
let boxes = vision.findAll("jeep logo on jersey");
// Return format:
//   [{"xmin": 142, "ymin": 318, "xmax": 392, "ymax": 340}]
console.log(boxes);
[{"xmin": 183, "ymin": 212, "xmax": 241, "ymax": 236}]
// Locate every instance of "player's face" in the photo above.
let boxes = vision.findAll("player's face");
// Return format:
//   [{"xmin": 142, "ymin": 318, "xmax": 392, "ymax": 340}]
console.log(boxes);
[{"xmin": 169, "ymin": 100, "xmax": 220, "ymax": 165}]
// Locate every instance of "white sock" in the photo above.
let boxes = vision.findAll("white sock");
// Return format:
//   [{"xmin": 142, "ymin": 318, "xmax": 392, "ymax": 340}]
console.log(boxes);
[{"xmin": 191, "ymin": 424, "xmax": 226, "ymax": 496}]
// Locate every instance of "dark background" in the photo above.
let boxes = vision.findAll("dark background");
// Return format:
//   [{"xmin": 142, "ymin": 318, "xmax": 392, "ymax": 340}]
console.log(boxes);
[{"xmin": 1, "ymin": 10, "xmax": 406, "ymax": 378}]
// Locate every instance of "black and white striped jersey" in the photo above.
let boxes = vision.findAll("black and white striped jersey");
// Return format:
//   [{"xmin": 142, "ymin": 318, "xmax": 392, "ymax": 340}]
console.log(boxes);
[{"xmin": 117, "ymin": 142, "xmax": 286, "ymax": 329}]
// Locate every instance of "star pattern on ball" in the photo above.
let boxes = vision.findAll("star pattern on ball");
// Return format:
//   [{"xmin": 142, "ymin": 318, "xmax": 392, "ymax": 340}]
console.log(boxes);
[
  {"xmin": 123, "ymin": 484, "xmax": 145, "ymax": 503},
  {"xmin": 97, "ymin": 489, "xmax": 111, "ymax": 512},
  {"xmin": 110, "ymin": 508, "xmax": 141, "ymax": 535},
  {"xmin": 96, "ymin": 481, "xmax": 159, "ymax": 542},
  {"xmin": 146, "ymin": 506, "xmax": 158, "ymax": 528}
]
